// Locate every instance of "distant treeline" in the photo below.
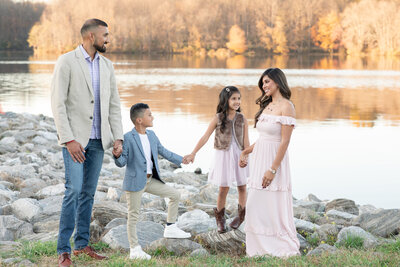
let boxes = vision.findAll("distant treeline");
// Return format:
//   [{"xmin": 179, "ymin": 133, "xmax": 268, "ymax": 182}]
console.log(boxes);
[
  {"xmin": 0, "ymin": 0, "xmax": 44, "ymax": 50},
  {"xmin": 3, "ymin": 0, "xmax": 400, "ymax": 56}
]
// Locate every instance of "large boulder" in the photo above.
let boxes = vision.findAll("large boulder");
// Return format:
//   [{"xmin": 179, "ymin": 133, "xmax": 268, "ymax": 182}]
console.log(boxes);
[
  {"xmin": 294, "ymin": 200, "xmax": 325, "ymax": 212},
  {"xmin": 0, "ymin": 215, "xmax": 34, "ymax": 241},
  {"xmin": 325, "ymin": 199, "xmax": 359, "ymax": 215},
  {"xmin": 102, "ymin": 221, "xmax": 164, "ymax": 251},
  {"xmin": 177, "ymin": 209, "xmax": 217, "ymax": 235},
  {"xmin": 92, "ymin": 201, "xmax": 127, "ymax": 227},
  {"xmin": 36, "ymin": 183, "xmax": 65, "ymax": 198},
  {"xmin": 336, "ymin": 226, "xmax": 378, "ymax": 249},
  {"xmin": 139, "ymin": 210, "xmax": 167, "ymax": 224},
  {"xmin": 307, "ymin": 244, "xmax": 337, "ymax": 256},
  {"xmin": 195, "ymin": 229, "xmax": 245, "ymax": 255},
  {"xmin": 11, "ymin": 198, "xmax": 41, "ymax": 222},
  {"xmin": 294, "ymin": 218, "xmax": 321, "ymax": 236},
  {"xmin": 145, "ymin": 238, "xmax": 203, "ymax": 256},
  {"xmin": 352, "ymin": 209, "xmax": 400, "ymax": 238},
  {"xmin": 325, "ymin": 209, "xmax": 357, "ymax": 226}
]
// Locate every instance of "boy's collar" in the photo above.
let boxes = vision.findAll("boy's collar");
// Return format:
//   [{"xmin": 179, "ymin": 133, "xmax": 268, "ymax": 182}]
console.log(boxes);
[{"xmin": 131, "ymin": 127, "xmax": 148, "ymax": 135}]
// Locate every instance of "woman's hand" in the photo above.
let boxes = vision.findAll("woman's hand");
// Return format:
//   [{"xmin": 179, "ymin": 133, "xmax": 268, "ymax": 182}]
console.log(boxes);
[
  {"xmin": 262, "ymin": 170, "xmax": 275, "ymax": 188},
  {"xmin": 239, "ymin": 152, "xmax": 248, "ymax": 168}
]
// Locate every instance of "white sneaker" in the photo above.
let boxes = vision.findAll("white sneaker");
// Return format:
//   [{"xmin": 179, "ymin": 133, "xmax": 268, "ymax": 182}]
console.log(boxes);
[
  {"xmin": 163, "ymin": 223, "xmax": 191, "ymax": 238},
  {"xmin": 129, "ymin": 245, "xmax": 151, "ymax": 260}
]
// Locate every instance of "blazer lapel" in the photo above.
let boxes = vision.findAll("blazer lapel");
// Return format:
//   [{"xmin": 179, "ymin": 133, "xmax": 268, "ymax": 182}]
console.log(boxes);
[
  {"xmin": 131, "ymin": 128, "xmax": 145, "ymax": 158},
  {"xmin": 75, "ymin": 46, "xmax": 94, "ymax": 96}
]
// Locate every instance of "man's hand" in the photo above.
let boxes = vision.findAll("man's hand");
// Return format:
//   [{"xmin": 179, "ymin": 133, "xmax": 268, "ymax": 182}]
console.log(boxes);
[
  {"xmin": 66, "ymin": 140, "xmax": 86, "ymax": 163},
  {"xmin": 113, "ymin": 140, "xmax": 123, "ymax": 158}
]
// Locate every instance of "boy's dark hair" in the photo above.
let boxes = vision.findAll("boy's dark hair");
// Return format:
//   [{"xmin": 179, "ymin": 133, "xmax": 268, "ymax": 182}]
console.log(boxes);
[
  {"xmin": 130, "ymin": 103, "xmax": 149, "ymax": 124},
  {"xmin": 80, "ymin": 19, "xmax": 108, "ymax": 36}
]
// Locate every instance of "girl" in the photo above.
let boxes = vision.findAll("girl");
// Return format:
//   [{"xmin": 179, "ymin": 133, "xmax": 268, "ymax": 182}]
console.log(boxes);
[
  {"xmin": 240, "ymin": 68, "xmax": 300, "ymax": 257},
  {"xmin": 185, "ymin": 86, "xmax": 249, "ymax": 233}
]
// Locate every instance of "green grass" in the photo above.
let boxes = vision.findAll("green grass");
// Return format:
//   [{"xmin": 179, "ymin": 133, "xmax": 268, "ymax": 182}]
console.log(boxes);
[
  {"xmin": 2, "ymin": 240, "xmax": 399, "ymax": 266},
  {"xmin": 339, "ymin": 235, "xmax": 365, "ymax": 249}
]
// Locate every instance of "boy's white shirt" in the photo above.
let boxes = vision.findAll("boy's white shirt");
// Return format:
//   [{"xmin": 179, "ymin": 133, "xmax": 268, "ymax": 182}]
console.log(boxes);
[{"xmin": 138, "ymin": 133, "xmax": 154, "ymax": 174}]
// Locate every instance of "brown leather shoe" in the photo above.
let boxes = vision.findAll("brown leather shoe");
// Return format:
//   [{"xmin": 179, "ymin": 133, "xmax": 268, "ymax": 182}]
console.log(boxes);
[
  {"xmin": 58, "ymin": 252, "xmax": 72, "ymax": 267},
  {"xmin": 73, "ymin": 245, "xmax": 108, "ymax": 260},
  {"xmin": 229, "ymin": 204, "xmax": 246, "ymax": 229},
  {"xmin": 213, "ymin": 207, "xmax": 227, "ymax": 233}
]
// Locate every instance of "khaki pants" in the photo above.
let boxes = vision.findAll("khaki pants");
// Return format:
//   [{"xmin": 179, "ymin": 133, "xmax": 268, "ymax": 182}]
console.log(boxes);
[{"xmin": 125, "ymin": 177, "xmax": 180, "ymax": 248}]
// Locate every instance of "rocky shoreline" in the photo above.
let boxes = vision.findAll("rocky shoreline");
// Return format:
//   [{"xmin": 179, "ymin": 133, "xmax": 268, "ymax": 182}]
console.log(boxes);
[{"xmin": 0, "ymin": 112, "xmax": 399, "ymax": 265}]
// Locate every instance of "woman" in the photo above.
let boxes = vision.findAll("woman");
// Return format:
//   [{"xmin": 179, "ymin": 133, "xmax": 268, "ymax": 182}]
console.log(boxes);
[{"xmin": 240, "ymin": 68, "xmax": 300, "ymax": 257}]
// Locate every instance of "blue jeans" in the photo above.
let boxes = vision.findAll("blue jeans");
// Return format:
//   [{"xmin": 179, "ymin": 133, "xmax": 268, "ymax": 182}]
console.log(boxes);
[{"xmin": 57, "ymin": 139, "xmax": 104, "ymax": 254}]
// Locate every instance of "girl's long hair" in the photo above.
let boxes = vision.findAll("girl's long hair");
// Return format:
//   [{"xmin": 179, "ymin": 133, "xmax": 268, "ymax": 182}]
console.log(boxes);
[
  {"xmin": 254, "ymin": 68, "xmax": 291, "ymax": 127},
  {"xmin": 216, "ymin": 86, "xmax": 241, "ymax": 133}
]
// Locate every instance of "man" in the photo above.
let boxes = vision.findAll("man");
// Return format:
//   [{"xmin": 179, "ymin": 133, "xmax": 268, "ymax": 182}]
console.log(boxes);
[{"xmin": 51, "ymin": 19, "xmax": 123, "ymax": 267}]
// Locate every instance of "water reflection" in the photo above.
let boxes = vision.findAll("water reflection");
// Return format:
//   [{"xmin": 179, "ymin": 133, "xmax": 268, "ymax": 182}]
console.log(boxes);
[{"xmin": 0, "ymin": 54, "xmax": 400, "ymax": 208}]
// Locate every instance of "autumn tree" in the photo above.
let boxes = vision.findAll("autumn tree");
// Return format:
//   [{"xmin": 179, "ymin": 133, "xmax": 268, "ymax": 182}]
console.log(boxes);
[
  {"xmin": 312, "ymin": 11, "xmax": 342, "ymax": 53},
  {"xmin": 226, "ymin": 25, "xmax": 247, "ymax": 54}
]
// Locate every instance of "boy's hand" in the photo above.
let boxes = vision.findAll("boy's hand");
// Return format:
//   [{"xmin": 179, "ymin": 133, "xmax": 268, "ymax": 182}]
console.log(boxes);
[
  {"xmin": 113, "ymin": 140, "xmax": 123, "ymax": 158},
  {"xmin": 183, "ymin": 154, "xmax": 195, "ymax": 164}
]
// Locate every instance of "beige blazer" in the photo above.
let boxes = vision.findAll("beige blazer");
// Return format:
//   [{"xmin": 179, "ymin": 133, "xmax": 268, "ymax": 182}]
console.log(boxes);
[{"xmin": 51, "ymin": 46, "xmax": 123, "ymax": 149}]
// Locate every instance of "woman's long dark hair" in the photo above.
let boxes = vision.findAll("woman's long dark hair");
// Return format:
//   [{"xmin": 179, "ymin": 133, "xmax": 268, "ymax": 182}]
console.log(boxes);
[
  {"xmin": 254, "ymin": 68, "xmax": 291, "ymax": 127},
  {"xmin": 216, "ymin": 86, "xmax": 241, "ymax": 133}
]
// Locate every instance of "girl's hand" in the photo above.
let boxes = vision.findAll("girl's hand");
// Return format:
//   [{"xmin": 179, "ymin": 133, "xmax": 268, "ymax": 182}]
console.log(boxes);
[
  {"xmin": 239, "ymin": 152, "xmax": 248, "ymax": 167},
  {"xmin": 262, "ymin": 170, "xmax": 275, "ymax": 188},
  {"xmin": 183, "ymin": 153, "xmax": 195, "ymax": 164}
]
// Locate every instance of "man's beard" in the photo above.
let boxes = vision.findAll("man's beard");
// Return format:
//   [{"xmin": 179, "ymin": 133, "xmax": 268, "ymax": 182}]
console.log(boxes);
[{"xmin": 94, "ymin": 43, "xmax": 106, "ymax": 53}]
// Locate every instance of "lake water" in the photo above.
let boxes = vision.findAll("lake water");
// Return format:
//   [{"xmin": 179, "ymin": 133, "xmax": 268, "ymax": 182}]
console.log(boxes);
[{"xmin": 1, "ymin": 53, "xmax": 399, "ymax": 209}]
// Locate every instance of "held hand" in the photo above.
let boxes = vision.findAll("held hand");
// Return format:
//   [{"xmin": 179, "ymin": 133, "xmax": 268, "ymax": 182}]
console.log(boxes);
[
  {"xmin": 182, "ymin": 154, "xmax": 195, "ymax": 164},
  {"xmin": 239, "ymin": 152, "xmax": 248, "ymax": 168},
  {"xmin": 262, "ymin": 170, "xmax": 275, "ymax": 188},
  {"xmin": 66, "ymin": 141, "xmax": 86, "ymax": 163},
  {"xmin": 112, "ymin": 140, "xmax": 123, "ymax": 158}
]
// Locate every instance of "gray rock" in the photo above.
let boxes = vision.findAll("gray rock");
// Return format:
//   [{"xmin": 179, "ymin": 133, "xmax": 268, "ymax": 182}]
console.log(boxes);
[
  {"xmin": 297, "ymin": 233, "xmax": 311, "ymax": 254},
  {"xmin": 17, "ymin": 259, "xmax": 35, "ymax": 266},
  {"xmin": 0, "ymin": 136, "xmax": 16, "ymax": 145},
  {"xmin": 14, "ymin": 130, "xmax": 37, "ymax": 144},
  {"xmin": 139, "ymin": 210, "xmax": 167, "ymax": 224},
  {"xmin": 0, "ymin": 188, "xmax": 19, "ymax": 205},
  {"xmin": 326, "ymin": 209, "xmax": 357, "ymax": 225},
  {"xmin": 0, "ymin": 144, "xmax": 14, "ymax": 154},
  {"xmin": 102, "ymin": 221, "xmax": 164, "ymax": 251},
  {"xmin": 36, "ymin": 183, "xmax": 65, "ymax": 198},
  {"xmin": 0, "ymin": 215, "xmax": 34, "ymax": 241},
  {"xmin": 303, "ymin": 194, "xmax": 322, "ymax": 203},
  {"xmin": 326, "ymin": 199, "xmax": 359, "ymax": 215},
  {"xmin": 0, "ymin": 240, "xmax": 21, "ymax": 255},
  {"xmin": 316, "ymin": 224, "xmax": 340, "ymax": 242},
  {"xmin": 188, "ymin": 184, "xmax": 218, "ymax": 205},
  {"xmin": 307, "ymin": 244, "xmax": 337, "ymax": 256},
  {"xmin": 20, "ymin": 178, "xmax": 47, "ymax": 194},
  {"xmin": 190, "ymin": 248, "xmax": 209, "ymax": 256},
  {"xmin": 32, "ymin": 136, "xmax": 48, "ymax": 145},
  {"xmin": 104, "ymin": 218, "xmax": 127, "ymax": 231},
  {"xmin": 358, "ymin": 204, "xmax": 381, "ymax": 215},
  {"xmin": 177, "ymin": 209, "xmax": 217, "ymax": 235},
  {"xmin": 107, "ymin": 187, "xmax": 123, "ymax": 201},
  {"xmin": 11, "ymin": 198, "xmax": 41, "ymax": 222},
  {"xmin": 33, "ymin": 219, "xmax": 59, "ymax": 233},
  {"xmin": 294, "ymin": 218, "xmax": 321, "ymax": 235},
  {"xmin": 336, "ymin": 226, "xmax": 378, "ymax": 248},
  {"xmin": 143, "ymin": 198, "xmax": 166, "ymax": 211},
  {"xmin": 352, "ymin": 209, "xmax": 400, "ymax": 238},
  {"xmin": 92, "ymin": 201, "xmax": 127, "ymax": 227},
  {"xmin": 0, "ymin": 165, "xmax": 37, "ymax": 180},
  {"xmin": 195, "ymin": 229, "xmax": 245, "ymax": 255},
  {"xmin": 188, "ymin": 203, "xmax": 217, "ymax": 216},
  {"xmin": 293, "ymin": 206, "xmax": 320, "ymax": 222},
  {"xmin": 145, "ymin": 238, "xmax": 202, "ymax": 256},
  {"xmin": 294, "ymin": 200, "xmax": 325, "ymax": 212},
  {"xmin": 90, "ymin": 220, "xmax": 103, "ymax": 243},
  {"xmin": 20, "ymin": 231, "xmax": 58, "ymax": 242}
]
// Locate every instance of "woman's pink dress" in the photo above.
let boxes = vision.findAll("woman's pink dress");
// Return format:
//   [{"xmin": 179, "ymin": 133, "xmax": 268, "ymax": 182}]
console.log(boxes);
[{"xmin": 245, "ymin": 114, "xmax": 300, "ymax": 257}]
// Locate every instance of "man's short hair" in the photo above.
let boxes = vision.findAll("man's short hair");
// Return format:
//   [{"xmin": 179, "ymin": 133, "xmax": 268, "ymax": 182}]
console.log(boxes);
[
  {"xmin": 80, "ymin": 19, "xmax": 108, "ymax": 36},
  {"xmin": 130, "ymin": 103, "xmax": 149, "ymax": 123}
]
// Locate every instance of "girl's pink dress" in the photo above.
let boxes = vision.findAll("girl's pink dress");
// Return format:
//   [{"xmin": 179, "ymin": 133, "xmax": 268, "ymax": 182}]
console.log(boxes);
[
  {"xmin": 208, "ymin": 124, "xmax": 249, "ymax": 187},
  {"xmin": 245, "ymin": 114, "xmax": 300, "ymax": 257}
]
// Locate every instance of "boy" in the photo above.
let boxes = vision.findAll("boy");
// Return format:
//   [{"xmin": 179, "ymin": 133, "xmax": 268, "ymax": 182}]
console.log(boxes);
[{"xmin": 114, "ymin": 103, "xmax": 191, "ymax": 260}]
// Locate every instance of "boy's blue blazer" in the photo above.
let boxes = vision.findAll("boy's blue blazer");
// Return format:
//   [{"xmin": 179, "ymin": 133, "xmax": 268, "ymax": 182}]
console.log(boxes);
[{"xmin": 114, "ymin": 128, "xmax": 183, "ymax": 192}]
